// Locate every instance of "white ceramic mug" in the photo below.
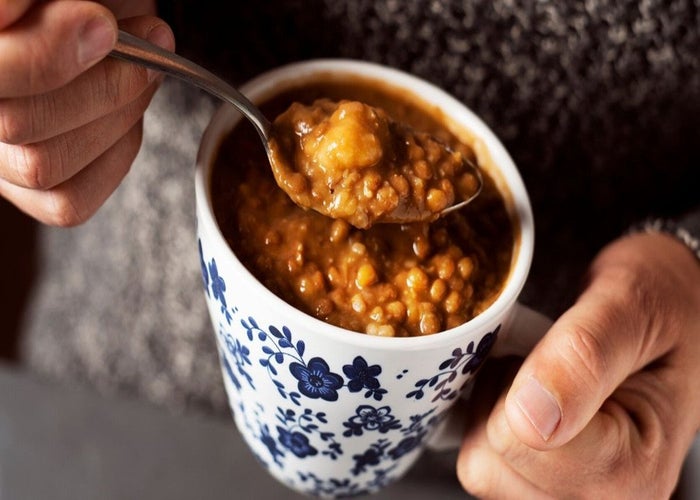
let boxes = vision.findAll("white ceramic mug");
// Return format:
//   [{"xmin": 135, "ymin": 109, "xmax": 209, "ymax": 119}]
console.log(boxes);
[{"xmin": 194, "ymin": 59, "xmax": 551, "ymax": 498}]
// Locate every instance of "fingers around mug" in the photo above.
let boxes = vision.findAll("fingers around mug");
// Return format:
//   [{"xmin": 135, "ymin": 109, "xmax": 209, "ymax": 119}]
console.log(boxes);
[
  {"xmin": 459, "ymin": 359, "xmax": 628, "ymax": 498},
  {"xmin": 0, "ymin": 0, "xmax": 34, "ymax": 29},
  {"xmin": 0, "ymin": 122, "xmax": 143, "ymax": 226},
  {"xmin": 0, "ymin": 16, "xmax": 174, "ymax": 146},
  {"xmin": 457, "ymin": 359, "xmax": 551, "ymax": 499},
  {"xmin": 457, "ymin": 437, "xmax": 551, "ymax": 500},
  {"xmin": 502, "ymin": 258, "xmax": 678, "ymax": 450},
  {"xmin": 485, "ymin": 375, "xmax": 687, "ymax": 499},
  {"xmin": 0, "ymin": 1, "xmax": 117, "ymax": 98}
]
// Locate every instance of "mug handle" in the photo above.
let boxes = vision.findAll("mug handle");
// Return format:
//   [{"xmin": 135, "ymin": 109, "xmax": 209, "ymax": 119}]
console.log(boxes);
[
  {"xmin": 427, "ymin": 302, "xmax": 553, "ymax": 451},
  {"xmin": 492, "ymin": 302, "xmax": 553, "ymax": 358}
]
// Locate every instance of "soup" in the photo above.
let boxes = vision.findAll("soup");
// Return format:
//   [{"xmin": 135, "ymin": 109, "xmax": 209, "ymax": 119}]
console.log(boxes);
[{"xmin": 211, "ymin": 77, "xmax": 514, "ymax": 337}]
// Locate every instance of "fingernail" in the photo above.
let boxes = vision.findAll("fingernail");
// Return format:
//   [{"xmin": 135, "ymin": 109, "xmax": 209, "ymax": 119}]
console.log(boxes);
[
  {"xmin": 513, "ymin": 376, "xmax": 561, "ymax": 441},
  {"xmin": 147, "ymin": 24, "xmax": 175, "ymax": 50},
  {"xmin": 145, "ymin": 24, "xmax": 174, "ymax": 81},
  {"xmin": 78, "ymin": 15, "xmax": 116, "ymax": 67}
]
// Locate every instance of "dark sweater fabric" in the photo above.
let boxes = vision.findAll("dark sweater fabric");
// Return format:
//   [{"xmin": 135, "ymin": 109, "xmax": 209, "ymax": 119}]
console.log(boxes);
[{"xmin": 19, "ymin": 0, "xmax": 700, "ymax": 414}]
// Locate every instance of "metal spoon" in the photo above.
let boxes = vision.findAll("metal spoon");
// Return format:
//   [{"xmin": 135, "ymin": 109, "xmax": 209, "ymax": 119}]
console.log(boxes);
[
  {"xmin": 110, "ymin": 30, "xmax": 482, "ymax": 223},
  {"xmin": 111, "ymin": 30, "xmax": 272, "ymax": 145}
]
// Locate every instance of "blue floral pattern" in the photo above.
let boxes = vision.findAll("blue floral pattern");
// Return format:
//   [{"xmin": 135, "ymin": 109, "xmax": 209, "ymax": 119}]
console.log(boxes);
[
  {"xmin": 198, "ymin": 239, "xmax": 209, "ymax": 297},
  {"xmin": 342, "ymin": 405, "xmax": 401, "ymax": 437},
  {"xmin": 275, "ymin": 407, "xmax": 342, "ymax": 460},
  {"xmin": 220, "ymin": 328, "xmax": 254, "ymax": 391},
  {"xmin": 198, "ymin": 238, "xmax": 502, "ymax": 498},
  {"xmin": 290, "ymin": 358, "xmax": 344, "ymax": 401},
  {"xmin": 343, "ymin": 357, "xmax": 386, "ymax": 401},
  {"xmin": 202, "ymin": 248, "xmax": 233, "ymax": 324},
  {"xmin": 406, "ymin": 327, "xmax": 500, "ymax": 402}
]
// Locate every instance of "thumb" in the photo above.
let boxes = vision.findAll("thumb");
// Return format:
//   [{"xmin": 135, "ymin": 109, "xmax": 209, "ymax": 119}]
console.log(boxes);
[{"xmin": 503, "ymin": 252, "xmax": 674, "ymax": 450}]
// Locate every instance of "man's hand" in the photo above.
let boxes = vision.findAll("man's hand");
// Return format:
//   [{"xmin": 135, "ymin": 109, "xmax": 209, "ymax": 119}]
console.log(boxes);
[
  {"xmin": 0, "ymin": 0, "xmax": 173, "ymax": 226},
  {"xmin": 457, "ymin": 232, "xmax": 700, "ymax": 499}
]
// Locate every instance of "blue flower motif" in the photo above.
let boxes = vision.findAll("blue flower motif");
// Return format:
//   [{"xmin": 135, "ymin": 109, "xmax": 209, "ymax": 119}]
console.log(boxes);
[
  {"xmin": 198, "ymin": 239, "xmax": 209, "ymax": 296},
  {"xmin": 350, "ymin": 439, "xmax": 390, "ymax": 476},
  {"xmin": 407, "ymin": 325, "xmax": 501, "ymax": 401},
  {"xmin": 222, "ymin": 332, "xmax": 254, "ymax": 390},
  {"xmin": 297, "ymin": 472, "xmax": 367, "ymax": 498},
  {"xmin": 208, "ymin": 258, "xmax": 233, "ymax": 323},
  {"xmin": 388, "ymin": 432, "xmax": 426, "ymax": 460},
  {"xmin": 462, "ymin": 329, "xmax": 498, "ymax": 375},
  {"xmin": 221, "ymin": 355, "xmax": 241, "ymax": 391},
  {"xmin": 357, "ymin": 406, "xmax": 391, "ymax": 431},
  {"xmin": 277, "ymin": 427, "xmax": 318, "ymax": 458},
  {"xmin": 275, "ymin": 406, "xmax": 343, "ymax": 459},
  {"xmin": 343, "ymin": 356, "xmax": 381, "ymax": 391},
  {"xmin": 259, "ymin": 424, "xmax": 284, "ymax": 466},
  {"xmin": 289, "ymin": 357, "xmax": 344, "ymax": 401},
  {"xmin": 208, "ymin": 259, "xmax": 226, "ymax": 306},
  {"xmin": 359, "ymin": 406, "xmax": 401, "ymax": 432},
  {"xmin": 343, "ymin": 356, "xmax": 386, "ymax": 400},
  {"xmin": 343, "ymin": 405, "xmax": 402, "ymax": 437},
  {"xmin": 351, "ymin": 446, "xmax": 383, "ymax": 475}
]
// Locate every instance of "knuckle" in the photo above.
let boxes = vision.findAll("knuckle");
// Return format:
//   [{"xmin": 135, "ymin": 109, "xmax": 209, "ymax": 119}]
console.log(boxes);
[
  {"xmin": 625, "ymin": 267, "xmax": 674, "ymax": 341},
  {"xmin": 11, "ymin": 143, "xmax": 63, "ymax": 189},
  {"xmin": 594, "ymin": 262, "xmax": 667, "ymax": 357},
  {"xmin": 458, "ymin": 465, "xmax": 490, "ymax": 497},
  {"xmin": 0, "ymin": 98, "xmax": 44, "ymax": 146},
  {"xmin": 44, "ymin": 190, "xmax": 90, "ymax": 227},
  {"xmin": 1, "ymin": 95, "xmax": 55, "ymax": 145},
  {"xmin": 0, "ymin": 98, "xmax": 51, "ymax": 145},
  {"xmin": 0, "ymin": 108, "xmax": 29, "ymax": 145},
  {"xmin": 98, "ymin": 64, "xmax": 125, "ymax": 108},
  {"xmin": 95, "ymin": 60, "xmax": 148, "ymax": 110},
  {"xmin": 562, "ymin": 321, "xmax": 609, "ymax": 392},
  {"xmin": 456, "ymin": 449, "xmax": 496, "ymax": 498},
  {"xmin": 11, "ymin": 145, "xmax": 49, "ymax": 189},
  {"xmin": 597, "ymin": 263, "xmax": 656, "ymax": 322}
]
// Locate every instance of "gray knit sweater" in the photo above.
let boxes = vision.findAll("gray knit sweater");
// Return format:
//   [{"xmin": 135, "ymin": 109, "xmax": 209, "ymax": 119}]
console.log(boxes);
[{"xmin": 19, "ymin": 0, "xmax": 700, "ymax": 414}]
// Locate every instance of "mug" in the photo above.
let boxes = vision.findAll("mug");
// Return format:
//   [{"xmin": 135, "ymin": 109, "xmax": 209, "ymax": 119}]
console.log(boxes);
[{"xmin": 194, "ymin": 59, "xmax": 551, "ymax": 498}]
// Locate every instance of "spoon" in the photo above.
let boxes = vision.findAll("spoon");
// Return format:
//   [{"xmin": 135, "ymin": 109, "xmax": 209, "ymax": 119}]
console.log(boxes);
[{"xmin": 110, "ymin": 30, "xmax": 482, "ymax": 226}]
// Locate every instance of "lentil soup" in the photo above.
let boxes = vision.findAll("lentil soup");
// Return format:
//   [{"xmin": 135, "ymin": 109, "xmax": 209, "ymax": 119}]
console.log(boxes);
[
  {"xmin": 211, "ymin": 77, "xmax": 514, "ymax": 337},
  {"xmin": 268, "ymin": 98, "xmax": 481, "ymax": 228}
]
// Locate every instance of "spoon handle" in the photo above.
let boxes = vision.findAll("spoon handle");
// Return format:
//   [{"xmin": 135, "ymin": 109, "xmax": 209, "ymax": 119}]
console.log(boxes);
[{"xmin": 110, "ymin": 30, "xmax": 272, "ymax": 140}]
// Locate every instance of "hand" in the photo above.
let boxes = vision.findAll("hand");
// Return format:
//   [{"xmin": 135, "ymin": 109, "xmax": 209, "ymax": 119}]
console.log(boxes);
[
  {"xmin": 457, "ymin": 232, "xmax": 700, "ymax": 499},
  {"xmin": 0, "ymin": 0, "xmax": 174, "ymax": 226}
]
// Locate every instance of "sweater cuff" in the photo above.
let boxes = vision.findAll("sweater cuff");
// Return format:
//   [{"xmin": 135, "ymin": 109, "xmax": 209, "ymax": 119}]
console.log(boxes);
[{"xmin": 627, "ymin": 215, "xmax": 700, "ymax": 263}]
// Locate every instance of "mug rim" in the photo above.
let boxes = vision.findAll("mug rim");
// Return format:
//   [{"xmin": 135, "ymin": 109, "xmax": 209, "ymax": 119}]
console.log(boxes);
[{"xmin": 195, "ymin": 58, "xmax": 534, "ymax": 350}]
